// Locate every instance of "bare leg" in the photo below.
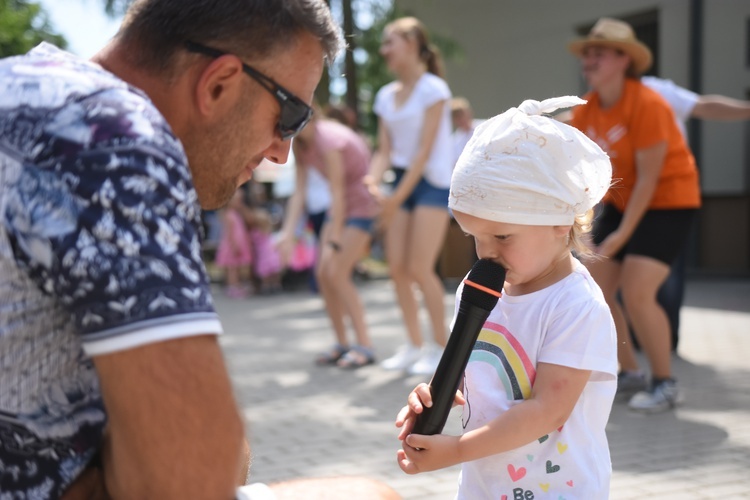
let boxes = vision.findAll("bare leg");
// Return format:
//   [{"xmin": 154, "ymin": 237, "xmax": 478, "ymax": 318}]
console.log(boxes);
[
  {"xmin": 585, "ymin": 256, "xmax": 640, "ymax": 372},
  {"xmin": 620, "ymin": 255, "xmax": 673, "ymax": 379},
  {"xmin": 384, "ymin": 209, "xmax": 423, "ymax": 347},
  {"xmin": 317, "ymin": 224, "xmax": 373, "ymax": 348},
  {"xmin": 315, "ymin": 242, "xmax": 349, "ymax": 348},
  {"xmin": 405, "ymin": 206, "xmax": 450, "ymax": 347},
  {"xmin": 225, "ymin": 265, "xmax": 240, "ymax": 288}
]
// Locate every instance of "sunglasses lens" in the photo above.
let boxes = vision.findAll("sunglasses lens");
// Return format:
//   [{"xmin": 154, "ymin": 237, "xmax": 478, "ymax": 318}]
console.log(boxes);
[{"xmin": 279, "ymin": 101, "xmax": 313, "ymax": 139}]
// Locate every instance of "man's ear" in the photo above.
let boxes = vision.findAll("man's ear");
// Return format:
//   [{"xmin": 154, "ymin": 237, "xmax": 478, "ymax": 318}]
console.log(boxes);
[{"xmin": 193, "ymin": 55, "xmax": 245, "ymax": 118}]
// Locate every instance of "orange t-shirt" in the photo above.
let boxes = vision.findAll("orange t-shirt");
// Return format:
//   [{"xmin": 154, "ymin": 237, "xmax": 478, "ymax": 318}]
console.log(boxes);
[{"xmin": 571, "ymin": 79, "xmax": 701, "ymax": 212}]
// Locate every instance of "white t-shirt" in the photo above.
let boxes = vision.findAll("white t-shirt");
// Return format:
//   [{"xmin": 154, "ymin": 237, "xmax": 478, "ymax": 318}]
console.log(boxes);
[
  {"xmin": 457, "ymin": 260, "xmax": 617, "ymax": 500},
  {"xmin": 642, "ymin": 76, "xmax": 699, "ymax": 138},
  {"xmin": 305, "ymin": 166, "xmax": 331, "ymax": 215},
  {"xmin": 373, "ymin": 72, "xmax": 454, "ymax": 188}
]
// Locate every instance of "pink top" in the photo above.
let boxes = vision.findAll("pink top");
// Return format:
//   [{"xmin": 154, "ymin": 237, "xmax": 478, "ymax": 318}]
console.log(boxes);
[
  {"xmin": 215, "ymin": 208, "xmax": 252, "ymax": 267},
  {"xmin": 297, "ymin": 120, "xmax": 378, "ymax": 219}
]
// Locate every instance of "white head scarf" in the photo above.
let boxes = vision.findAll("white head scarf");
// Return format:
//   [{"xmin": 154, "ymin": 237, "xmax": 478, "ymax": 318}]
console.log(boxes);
[{"xmin": 449, "ymin": 96, "xmax": 612, "ymax": 226}]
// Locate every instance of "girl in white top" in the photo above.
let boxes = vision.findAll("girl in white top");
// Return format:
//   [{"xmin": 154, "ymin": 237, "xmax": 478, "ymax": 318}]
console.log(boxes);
[
  {"xmin": 366, "ymin": 17, "xmax": 454, "ymax": 375},
  {"xmin": 396, "ymin": 97, "xmax": 618, "ymax": 499}
]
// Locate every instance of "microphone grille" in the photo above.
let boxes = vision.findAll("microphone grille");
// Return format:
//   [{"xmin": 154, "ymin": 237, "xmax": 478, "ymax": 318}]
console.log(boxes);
[{"xmin": 462, "ymin": 259, "xmax": 506, "ymax": 311}]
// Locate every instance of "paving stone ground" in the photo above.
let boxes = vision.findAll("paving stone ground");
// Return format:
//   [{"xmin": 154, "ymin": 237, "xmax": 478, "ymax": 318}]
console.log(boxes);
[{"xmin": 216, "ymin": 276, "xmax": 750, "ymax": 499}]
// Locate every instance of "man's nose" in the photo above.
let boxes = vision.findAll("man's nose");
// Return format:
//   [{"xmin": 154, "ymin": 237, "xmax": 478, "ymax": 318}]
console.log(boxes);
[{"xmin": 263, "ymin": 135, "xmax": 292, "ymax": 165}]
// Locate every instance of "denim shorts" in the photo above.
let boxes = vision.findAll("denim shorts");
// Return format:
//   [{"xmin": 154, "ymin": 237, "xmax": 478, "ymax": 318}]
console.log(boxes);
[
  {"xmin": 324, "ymin": 215, "xmax": 375, "ymax": 234},
  {"xmin": 346, "ymin": 217, "xmax": 374, "ymax": 233},
  {"xmin": 391, "ymin": 167, "xmax": 449, "ymax": 212},
  {"xmin": 592, "ymin": 204, "xmax": 697, "ymax": 265}
]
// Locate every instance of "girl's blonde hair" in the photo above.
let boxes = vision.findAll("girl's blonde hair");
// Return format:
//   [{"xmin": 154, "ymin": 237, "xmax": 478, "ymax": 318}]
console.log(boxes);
[
  {"xmin": 569, "ymin": 208, "xmax": 596, "ymax": 258},
  {"xmin": 385, "ymin": 17, "xmax": 444, "ymax": 78}
]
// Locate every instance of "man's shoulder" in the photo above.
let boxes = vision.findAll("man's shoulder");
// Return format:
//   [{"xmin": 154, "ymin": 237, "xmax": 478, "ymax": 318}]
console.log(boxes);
[
  {"xmin": 1, "ymin": 45, "xmax": 184, "ymax": 174},
  {"xmin": 2, "ymin": 43, "xmax": 132, "ymax": 107}
]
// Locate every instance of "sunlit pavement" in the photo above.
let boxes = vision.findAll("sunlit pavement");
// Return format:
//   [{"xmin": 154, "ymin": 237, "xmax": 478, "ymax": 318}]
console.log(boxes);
[{"xmin": 216, "ymin": 276, "xmax": 750, "ymax": 499}]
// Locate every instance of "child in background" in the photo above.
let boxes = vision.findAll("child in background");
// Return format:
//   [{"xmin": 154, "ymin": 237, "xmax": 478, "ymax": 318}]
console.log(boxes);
[
  {"xmin": 395, "ymin": 96, "xmax": 617, "ymax": 498},
  {"xmin": 250, "ymin": 207, "xmax": 284, "ymax": 295},
  {"xmin": 215, "ymin": 189, "xmax": 253, "ymax": 298}
]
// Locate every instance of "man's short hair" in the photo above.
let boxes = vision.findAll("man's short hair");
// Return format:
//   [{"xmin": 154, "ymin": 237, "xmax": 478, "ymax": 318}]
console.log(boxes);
[{"xmin": 118, "ymin": 0, "xmax": 343, "ymax": 72}]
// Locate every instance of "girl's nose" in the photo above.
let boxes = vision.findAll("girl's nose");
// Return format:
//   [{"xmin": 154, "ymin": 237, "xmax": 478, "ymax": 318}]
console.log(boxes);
[{"xmin": 474, "ymin": 242, "xmax": 497, "ymax": 261}]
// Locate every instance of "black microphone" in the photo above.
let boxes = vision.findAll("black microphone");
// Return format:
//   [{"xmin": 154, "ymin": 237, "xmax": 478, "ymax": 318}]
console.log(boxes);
[{"xmin": 411, "ymin": 259, "xmax": 506, "ymax": 436}]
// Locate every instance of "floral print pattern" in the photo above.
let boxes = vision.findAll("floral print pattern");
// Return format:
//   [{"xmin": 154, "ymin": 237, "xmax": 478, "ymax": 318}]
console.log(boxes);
[{"xmin": 0, "ymin": 43, "xmax": 219, "ymax": 496}]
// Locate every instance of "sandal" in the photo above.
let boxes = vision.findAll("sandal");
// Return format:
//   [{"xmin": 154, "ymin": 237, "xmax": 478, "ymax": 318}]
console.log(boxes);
[
  {"xmin": 315, "ymin": 344, "xmax": 349, "ymax": 366},
  {"xmin": 336, "ymin": 345, "xmax": 375, "ymax": 369}
]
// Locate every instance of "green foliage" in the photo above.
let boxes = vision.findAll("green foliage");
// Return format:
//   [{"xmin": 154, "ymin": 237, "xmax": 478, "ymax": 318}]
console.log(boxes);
[
  {"xmin": 101, "ymin": 0, "xmax": 131, "ymax": 17},
  {"xmin": 354, "ymin": 0, "xmax": 398, "ymax": 133},
  {"xmin": 0, "ymin": 0, "xmax": 67, "ymax": 57}
]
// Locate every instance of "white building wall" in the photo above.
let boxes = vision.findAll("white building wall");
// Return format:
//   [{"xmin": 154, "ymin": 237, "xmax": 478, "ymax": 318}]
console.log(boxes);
[{"xmin": 700, "ymin": 2, "xmax": 750, "ymax": 194}]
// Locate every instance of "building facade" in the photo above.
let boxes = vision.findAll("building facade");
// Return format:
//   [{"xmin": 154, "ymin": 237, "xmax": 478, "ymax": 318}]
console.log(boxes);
[{"xmin": 399, "ymin": 0, "xmax": 750, "ymax": 274}]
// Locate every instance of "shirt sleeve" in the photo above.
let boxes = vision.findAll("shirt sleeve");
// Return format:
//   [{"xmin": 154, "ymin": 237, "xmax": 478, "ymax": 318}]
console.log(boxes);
[
  {"xmin": 373, "ymin": 84, "xmax": 389, "ymax": 118},
  {"xmin": 629, "ymin": 85, "xmax": 677, "ymax": 150},
  {"xmin": 316, "ymin": 121, "xmax": 347, "ymax": 154},
  {"xmin": 537, "ymin": 282, "xmax": 617, "ymax": 381},
  {"xmin": 642, "ymin": 76, "xmax": 698, "ymax": 122},
  {"xmin": 419, "ymin": 74, "xmax": 451, "ymax": 109},
  {"xmin": 5, "ymin": 87, "xmax": 222, "ymax": 356}
]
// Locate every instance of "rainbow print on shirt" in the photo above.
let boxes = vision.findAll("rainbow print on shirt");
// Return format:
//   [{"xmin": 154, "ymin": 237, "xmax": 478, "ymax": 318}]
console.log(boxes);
[{"xmin": 469, "ymin": 321, "xmax": 536, "ymax": 400}]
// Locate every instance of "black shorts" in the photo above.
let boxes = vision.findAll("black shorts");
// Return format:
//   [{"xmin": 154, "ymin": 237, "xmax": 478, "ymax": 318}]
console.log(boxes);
[{"xmin": 592, "ymin": 204, "xmax": 697, "ymax": 265}]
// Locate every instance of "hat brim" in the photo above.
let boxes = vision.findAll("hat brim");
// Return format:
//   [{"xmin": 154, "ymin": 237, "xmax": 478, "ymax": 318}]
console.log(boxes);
[{"xmin": 568, "ymin": 38, "xmax": 653, "ymax": 75}]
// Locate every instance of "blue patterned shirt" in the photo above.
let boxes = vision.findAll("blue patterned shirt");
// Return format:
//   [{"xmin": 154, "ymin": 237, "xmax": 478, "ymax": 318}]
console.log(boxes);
[{"xmin": 0, "ymin": 43, "xmax": 223, "ymax": 497}]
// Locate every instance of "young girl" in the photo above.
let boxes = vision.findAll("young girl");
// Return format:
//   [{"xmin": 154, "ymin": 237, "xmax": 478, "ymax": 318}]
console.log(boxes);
[
  {"xmin": 395, "ymin": 97, "xmax": 618, "ymax": 498},
  {"xmin": 249, "ymin": 207, "xmax": 283, "ymax": 295},
  {"xmin": 367, "ymin": 17, "xmax": 454, "ymax": 375},
  {"xmin": 214, "ymin": 189, "xmax": 253, "ymax": 298}
]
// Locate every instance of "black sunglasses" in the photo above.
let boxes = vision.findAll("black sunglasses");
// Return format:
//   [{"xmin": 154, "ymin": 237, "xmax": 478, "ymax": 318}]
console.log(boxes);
[{"xmin": 185, "ymin": 41, "xmax": 313, "ymax": 140}]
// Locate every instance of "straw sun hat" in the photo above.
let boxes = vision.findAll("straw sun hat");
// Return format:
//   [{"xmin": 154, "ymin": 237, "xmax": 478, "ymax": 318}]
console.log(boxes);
[{"xmin": 568, "ymin": 17, "xmax": 653, "ymax": 75}]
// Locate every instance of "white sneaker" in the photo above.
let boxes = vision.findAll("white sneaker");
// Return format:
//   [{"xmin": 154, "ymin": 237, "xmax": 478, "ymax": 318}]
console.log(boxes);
[
  {"xmin": 408, "ymin": 345, "xmax": 444, "ymax": 376},
  {"xmin": 380, "ymin": 344, "xmax": 422, "ymax": 371},
  {"xmin": 628, "ymin": 379, "xmax": 684, "ymax": 413}
]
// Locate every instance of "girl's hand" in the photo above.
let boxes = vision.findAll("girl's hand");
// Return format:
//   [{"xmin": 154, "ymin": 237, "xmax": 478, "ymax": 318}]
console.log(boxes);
[
  {"xmin": 376, "ymin": 197, "xmax": 399, "ymax": 231},
  {"xmin": 397, "ymin": 433, "xmax": 462, "ymax": 474},
  {"xmin": 363, "ymin": 175, "xmax": 384, "ymax": 203},
  {"xmin": 395, "ymin": 383, "xmax": 465, "ymax": 441},
  {"xmin": 275, "ymin": 234, "xmax": 295, "ymax": 267},
  {"xmin": 395, "ymin": 383, "xmax": 432, "ymax": 440}
]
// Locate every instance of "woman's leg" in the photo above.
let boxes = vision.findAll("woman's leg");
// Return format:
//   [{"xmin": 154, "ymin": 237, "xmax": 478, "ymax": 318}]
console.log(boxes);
[
  {"xmin": 585, "ymin": 256, "xmax": 640, "ymax": 372},
  {"xmin": 384, "ymin": 209, "xmax": 423, "ymax": 347},
  {"xmin": 620, "ymin": 255, "xmax": 673, "ymax": 379},
  {"xmin": 318, "ymin": 224, "xmax": 373, "ymax": 349},
  {"xmin": 405, "ymin": 206, "xmax": 450, "ymax": 347},
  {"xmin": 315, "ymin": 240, "xmax": 349, "ymax": 348}
]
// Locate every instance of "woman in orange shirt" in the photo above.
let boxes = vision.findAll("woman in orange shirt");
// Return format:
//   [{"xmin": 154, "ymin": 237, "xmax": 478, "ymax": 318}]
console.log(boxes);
[{"xmin": 568, "ymin": 18, "xmax": 701, "ymax": 413}]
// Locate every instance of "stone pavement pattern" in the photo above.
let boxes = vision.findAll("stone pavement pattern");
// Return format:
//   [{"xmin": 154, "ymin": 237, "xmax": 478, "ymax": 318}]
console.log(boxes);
[{"xmin": 216, "ymin": 278, "xmax": 750, "ymax": 499}]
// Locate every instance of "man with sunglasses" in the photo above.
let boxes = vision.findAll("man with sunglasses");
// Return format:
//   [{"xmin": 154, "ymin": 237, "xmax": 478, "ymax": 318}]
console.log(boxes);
[{"xmin": 0, "ymin": 0, "xmax": 340, "ymax": 498}]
